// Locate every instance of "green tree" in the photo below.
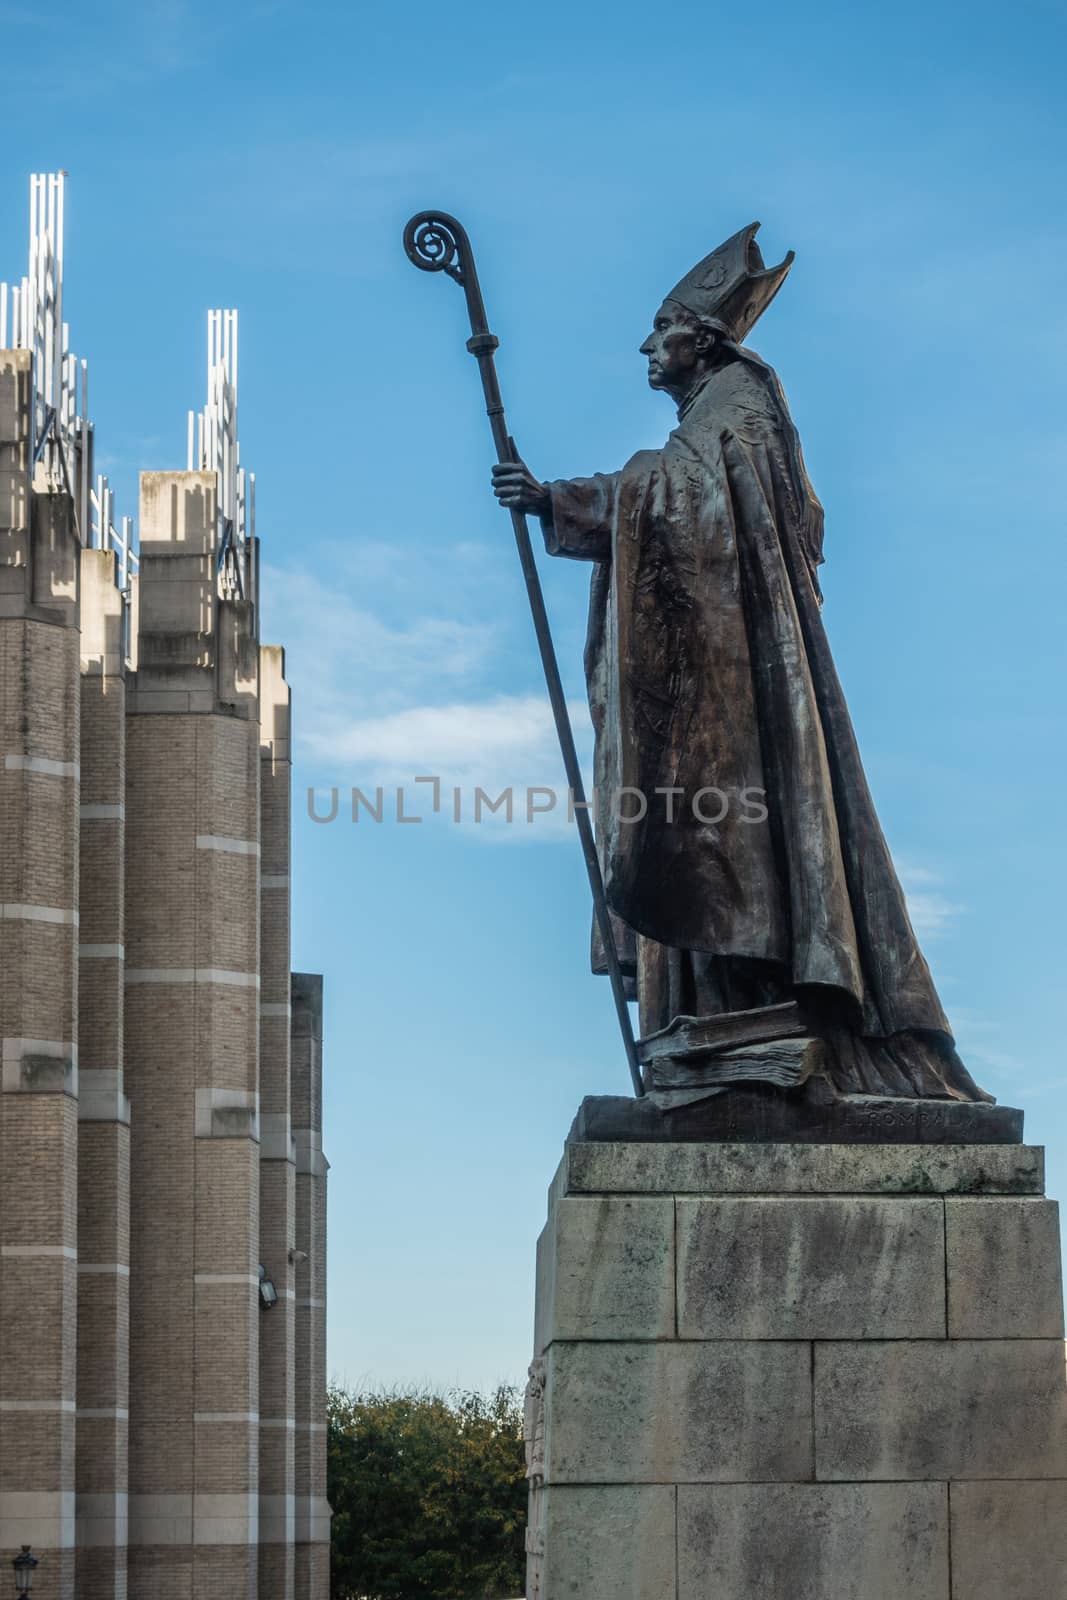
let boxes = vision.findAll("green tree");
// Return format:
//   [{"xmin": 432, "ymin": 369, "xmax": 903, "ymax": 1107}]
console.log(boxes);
[{"xmin": 328, "ymin": 1382, "xmax": 527, "ymax": 1600}]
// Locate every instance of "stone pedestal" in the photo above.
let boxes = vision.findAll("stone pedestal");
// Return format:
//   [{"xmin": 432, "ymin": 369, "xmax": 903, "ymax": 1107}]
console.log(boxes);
[{"xmin": 528, "ymin": 1119, "xmax": 1067, "ymax": 1600}]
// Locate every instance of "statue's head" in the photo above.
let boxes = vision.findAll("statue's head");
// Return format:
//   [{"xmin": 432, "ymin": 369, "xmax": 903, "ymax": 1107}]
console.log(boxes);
[
  {"xmin": 640, "ymin": 301, "xmax": 725, "ymax": 399},
  {"xmin": 641, "ymin": 223, "xmax": 793, "ymax": 400}
]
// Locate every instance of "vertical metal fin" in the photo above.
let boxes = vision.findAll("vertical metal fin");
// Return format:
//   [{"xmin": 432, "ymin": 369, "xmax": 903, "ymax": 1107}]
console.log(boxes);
[
  {"xmin": 187, "ymin": 306, "xmax": 253, "ymax": 600},
  {"xmin": 1, "ymin": 171, "xmax": 140, "ymax": 615}
]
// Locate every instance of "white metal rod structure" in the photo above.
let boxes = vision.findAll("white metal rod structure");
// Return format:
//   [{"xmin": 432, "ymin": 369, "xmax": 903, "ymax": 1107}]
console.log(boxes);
[
  {"xmin": 2, "ymin": 180, "xmax": 252, "ymax": 623},
  {"xmin": 187, "ymin": 307, "xmax": 253, "ymax": 598},
  {"xmin": 1, "ymin": 172, "xmax": 138, "ymax": 610}
]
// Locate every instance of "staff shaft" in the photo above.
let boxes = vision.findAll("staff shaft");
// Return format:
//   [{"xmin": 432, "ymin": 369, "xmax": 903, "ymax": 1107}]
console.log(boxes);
[{"xmin": 404, "ymin": 211, "xmax": 644, "ymax": 1099}]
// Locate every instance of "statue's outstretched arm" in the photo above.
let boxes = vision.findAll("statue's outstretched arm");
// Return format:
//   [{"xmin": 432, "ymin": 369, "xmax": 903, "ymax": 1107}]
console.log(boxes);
[{"xmin": 540, "ymin": 472, "xmax": 618, "ymax": 562}]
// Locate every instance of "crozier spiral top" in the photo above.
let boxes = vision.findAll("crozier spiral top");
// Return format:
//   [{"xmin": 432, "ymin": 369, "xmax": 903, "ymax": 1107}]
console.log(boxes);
[{"xmin": 403, "ymin": 212, "xmax": 467, "ymax": 284}]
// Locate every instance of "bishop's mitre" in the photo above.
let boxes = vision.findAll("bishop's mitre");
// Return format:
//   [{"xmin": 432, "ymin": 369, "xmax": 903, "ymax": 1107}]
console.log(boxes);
[{"xmin": 666, "ymin": 222, "xmax": 794, "ymax": 344}]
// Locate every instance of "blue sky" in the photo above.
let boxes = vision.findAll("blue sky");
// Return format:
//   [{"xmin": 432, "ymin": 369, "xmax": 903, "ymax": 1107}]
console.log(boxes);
[{"xmin": 3, "ymin": 0, "xmax": 1065, "ymax": 1390}]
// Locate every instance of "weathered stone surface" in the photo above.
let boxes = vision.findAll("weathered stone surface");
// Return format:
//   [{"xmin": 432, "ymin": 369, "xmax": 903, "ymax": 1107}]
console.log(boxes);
[
  {"xmin": 678, "ymin": 1196, "xmax": 945, "ymax": 1339},
  {"xmin": 569, "ymin": 1092, "xmax": 1024, "ymax": 1146},
  {"xmin": 561, "ymin": 1139, "xmax": 1044, "ymax": 1197},
  {"xmin": 946, "ymin": 1198, "xmax": 1065, "ymax": 1339},
  {"xmin": 949, "ymin": 1481, "xmax": 1067, "ymax": 1600},
  {"xmin": 536, "ymin": 1196, "xmax": 675, "ymax": 1347},
  {"xmin": 815, "ymin": 1339, "xmax": 1067, "ymax": 1481},
  {"xmin": 678, "ymin": 1482, "xmax": 949, "ymax": 1600},
  {"xmin": 539, "ymin": 1485, "xmax": 676, "ymax": 1600},
  {"xmin": 545, "ymin": 1340, "xmax": 812, "ymax": 1484},
  {"xmin": 531, "ymin": 1131, "xmax": 1066, "ymax": 1597},
  {"xmin": 533, "ymin": 1223, "xmax": 556, "ymax": 1360}
]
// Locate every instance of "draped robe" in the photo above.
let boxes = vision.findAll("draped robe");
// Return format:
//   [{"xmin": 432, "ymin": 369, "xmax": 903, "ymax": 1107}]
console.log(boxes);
[{"xmin": 541, "ymin": 350, "xmax": 989, "ymax": 1102}]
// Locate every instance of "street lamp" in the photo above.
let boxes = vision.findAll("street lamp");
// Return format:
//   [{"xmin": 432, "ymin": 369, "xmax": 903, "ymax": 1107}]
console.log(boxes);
[
  {"xmin": 258, "ymin": 1263, "xmax": 278, "ymax": 1309},
  {"xmin": 12, "ymin": 1547, "xmax": 37, "ymax": 1595}
]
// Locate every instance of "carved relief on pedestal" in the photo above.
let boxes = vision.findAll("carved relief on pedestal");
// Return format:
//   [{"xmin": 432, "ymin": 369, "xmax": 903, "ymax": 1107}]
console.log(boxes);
[{"xmin": 524, "ymin": 1358, "xmax": 547, "ymax": 1600}]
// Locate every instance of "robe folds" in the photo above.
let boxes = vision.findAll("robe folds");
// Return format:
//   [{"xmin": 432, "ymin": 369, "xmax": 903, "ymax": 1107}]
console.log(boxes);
[{"xmin": 542, "ymin": 350, "xmax": 989, "ymax": 1102}]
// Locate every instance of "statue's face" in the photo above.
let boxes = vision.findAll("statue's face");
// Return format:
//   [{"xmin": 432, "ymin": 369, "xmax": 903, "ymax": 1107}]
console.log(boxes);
[{"xmin": 640, "ymin": 300, "xmax": 711, "ymax": 394}]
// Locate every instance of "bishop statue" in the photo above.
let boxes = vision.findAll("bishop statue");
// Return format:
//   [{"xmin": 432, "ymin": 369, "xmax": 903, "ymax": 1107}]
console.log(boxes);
[{"xmin": 493, "ymin": 224, "xmax": 989, "ymax": 1105}]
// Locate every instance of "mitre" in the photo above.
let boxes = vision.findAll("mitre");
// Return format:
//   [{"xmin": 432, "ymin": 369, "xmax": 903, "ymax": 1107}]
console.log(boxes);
[{"xmin": 665, "ymin": 222, "xmax": 794, "ymax": 343}]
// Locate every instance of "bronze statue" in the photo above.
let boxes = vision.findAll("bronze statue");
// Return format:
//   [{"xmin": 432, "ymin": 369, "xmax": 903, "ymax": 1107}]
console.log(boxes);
[{"xmin": 491, "ymin": 224, "xmax": 989, "ymax": 1105}]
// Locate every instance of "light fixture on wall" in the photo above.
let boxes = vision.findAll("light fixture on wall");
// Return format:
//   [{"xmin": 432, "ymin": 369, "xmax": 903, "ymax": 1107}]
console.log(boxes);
[
  {"xmin": 258, "ymin": 1263, "xmax": 278, "ymax": 1308},
  {"xmin": 12, "ymin": 1547, "xmax": 37, "ymax": 1596}
]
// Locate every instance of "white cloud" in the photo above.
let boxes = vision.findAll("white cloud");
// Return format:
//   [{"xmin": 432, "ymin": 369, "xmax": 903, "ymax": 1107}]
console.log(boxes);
[
  {"xmin": 262, "ymin": 551, "xmax": 591, "ymax": 840},
  {"xmin": 896, "ymin": 861, "xmax": 966, "ymax": 940},
  {"xmin": 302, "ymin": 694, "xmax": 591, "ymax": 842},
  {"xmin": 307, "ymin": 694, "xmax": 578, "ymax": 770},
  {"xmin": 261, "ymin": 560, "xmax": 498, "ymax": 728}
]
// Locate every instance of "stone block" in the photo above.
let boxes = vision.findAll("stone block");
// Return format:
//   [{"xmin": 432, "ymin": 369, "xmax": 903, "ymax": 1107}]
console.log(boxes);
[
  {"xmin": 545, "ymin": 1340, "xmax": 812, "ymax": 1484},
  {"xmin": 538, "ymin": 1196, "xmax": 675, "ymax": 1346},
  {"xmin": 949, "ymin": 1481, "xmax": 1067, "ymax": 1600},
  {"xmin": 0, "ymin": 350, "xmax": 32, "ymax": 443},
  {"xmin": 533, "ymin": 1223, "xmax": 556, "ymax": 1358},
  {"xmin": 139, "ymin": 470, "xmax": 217, "ymax": 551},
  {"xmin": 570, "ymin": 1092, "xmax": 1024, "ymax": 1145},
  {"xmin": 814, "ymin": 1339, "xmax": 1067, "ymax": 1481},
  {"xmin": 678, "ymin": 1196, "xmax": 945, "ymax": 1339},
  {"xmin": 539, "ymin": 1485, "xmax": 676, "ymax": 1600},
  {"xmin": 561, "ymin": 1140, "xmax": 1045, "ymax": 1197},
  {"xmin": 678, "ymin": 1482, "xmax": 949, "ymax": 1600},
  {"xmin": 946, "ymin": 1198, "xmax": 1065, "ymax": 1338}
]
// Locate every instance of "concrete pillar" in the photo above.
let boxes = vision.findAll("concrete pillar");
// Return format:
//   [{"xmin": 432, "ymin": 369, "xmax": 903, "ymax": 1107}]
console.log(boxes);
[
  {"xmin": 0, "ymin": 352, "xmax": 81, "ymax": 1600},
  {"xmin": 125, "ymin": 472, "xmax": 260, "ymax": 1600},
  {"xmin": 291, "ymin": 975, "xmax": 330, "ymax": 1599},
  {"xmin": 76, "ymin": 548, "xmax": 131, "ymax": 1597},
  {"xmin": 257, "ymin": 646, "xmax": 295, "ymax": 1598}
]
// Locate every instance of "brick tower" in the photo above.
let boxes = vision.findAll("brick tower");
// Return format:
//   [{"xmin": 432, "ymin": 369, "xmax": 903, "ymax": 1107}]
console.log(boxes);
[{"xmin": 0, "ymin": 175, "xmax": 330, "ymax": 1600}]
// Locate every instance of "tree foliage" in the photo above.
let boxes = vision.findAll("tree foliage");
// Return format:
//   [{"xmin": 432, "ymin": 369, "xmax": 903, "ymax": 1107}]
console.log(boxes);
[{"xmin": 328, "ymin": 1382, "xmax": 527, "ymax": 1600}]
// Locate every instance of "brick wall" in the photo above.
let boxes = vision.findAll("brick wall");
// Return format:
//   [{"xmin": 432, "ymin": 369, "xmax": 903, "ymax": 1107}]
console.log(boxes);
[{"xmin": 0, "ymin": 373, "xmax": 329, "ymax": 1600}]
